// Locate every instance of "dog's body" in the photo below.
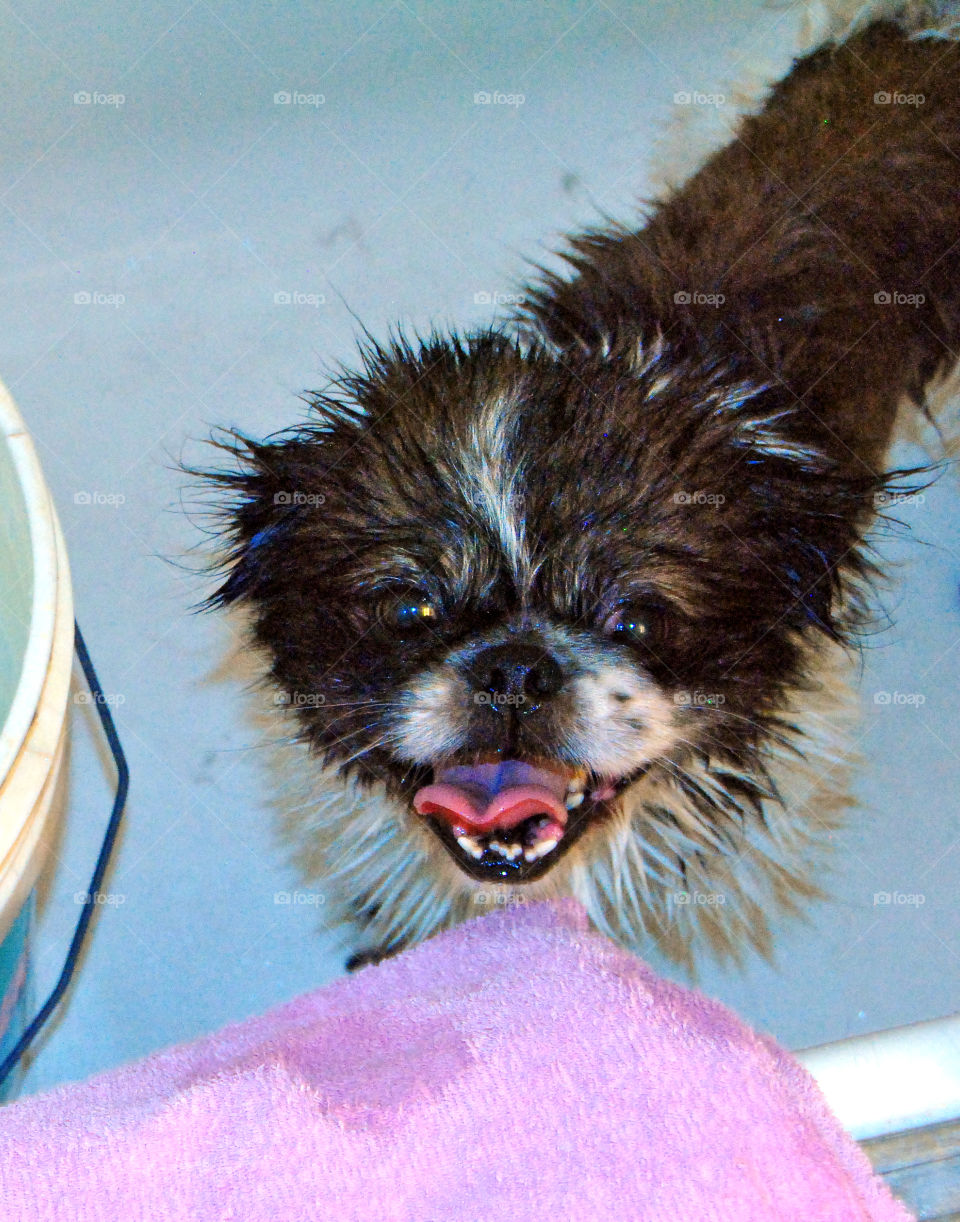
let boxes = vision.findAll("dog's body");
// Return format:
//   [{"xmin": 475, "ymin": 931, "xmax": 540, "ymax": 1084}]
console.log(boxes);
[
  {"xmin": 195, "ymin": 5, "xmax": 960, "ymax": 969},
  {"xmin": 527, "ymin": 13, "xmax": 960, "ymax": 477}
]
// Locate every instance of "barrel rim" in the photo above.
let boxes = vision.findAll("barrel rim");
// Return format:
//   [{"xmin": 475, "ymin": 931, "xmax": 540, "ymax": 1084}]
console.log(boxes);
[
  {"xmin": 0, "ymin": 384, "xmax": 57, "ymax": 786},
  {"xmin": 0, "ymin": 383, "xmax": 73, "ymax": 909}
]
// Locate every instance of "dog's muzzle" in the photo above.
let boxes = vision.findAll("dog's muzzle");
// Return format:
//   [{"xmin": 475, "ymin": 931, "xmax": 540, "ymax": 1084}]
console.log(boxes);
[{"xmin": 410, "ymin": 639, "xmax": 623, "ymax": 881}]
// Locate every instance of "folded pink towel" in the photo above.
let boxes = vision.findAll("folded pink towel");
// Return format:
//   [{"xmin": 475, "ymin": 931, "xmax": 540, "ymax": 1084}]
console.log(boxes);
[{"xmin": 0, "ymin": 898, "xmax": 912, "ymax": 1221}]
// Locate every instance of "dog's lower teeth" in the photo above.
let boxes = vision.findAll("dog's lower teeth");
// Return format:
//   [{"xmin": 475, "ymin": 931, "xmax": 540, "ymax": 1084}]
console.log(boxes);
[
  {"xmin": 524, "ymin": 837, "xmax": 558, "ymax": 862},
  {"xmin": 565, "ymin": 791, "xmax": 584, "ymax": 809},
  {"xmin": 488, "ymin": 840, "xmax": 523, "ymax": 861},
  {"xmin": 455, "ymin": 815, "xmax": 566, "ymax": 865},
  {"xmin": 456, "ymin": 834, "xmax": 484, "ymax": 859}
]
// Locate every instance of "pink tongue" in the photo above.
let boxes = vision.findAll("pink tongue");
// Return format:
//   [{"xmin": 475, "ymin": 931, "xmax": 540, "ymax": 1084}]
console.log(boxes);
[{"xmin": 413, "ymin": 761, "xmax": 570, "ymax": 836}]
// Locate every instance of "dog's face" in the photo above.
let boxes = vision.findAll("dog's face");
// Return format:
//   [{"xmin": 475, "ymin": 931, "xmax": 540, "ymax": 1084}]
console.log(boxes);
[{"xmin": 198, "ymin": 330, "xmax": 881, "ymax": 939}]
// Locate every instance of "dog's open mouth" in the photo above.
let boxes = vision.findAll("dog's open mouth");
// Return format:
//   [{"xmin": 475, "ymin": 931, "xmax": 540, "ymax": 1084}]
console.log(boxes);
[{"xmin": 412, "ymin": 759, "xmax": 631, "ymax": 882}]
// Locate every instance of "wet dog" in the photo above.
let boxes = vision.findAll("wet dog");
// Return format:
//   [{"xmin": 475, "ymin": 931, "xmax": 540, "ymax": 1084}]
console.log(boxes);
[{"xmin": 192, "ymin": 2, "xmax": 960, "ymax": 968}]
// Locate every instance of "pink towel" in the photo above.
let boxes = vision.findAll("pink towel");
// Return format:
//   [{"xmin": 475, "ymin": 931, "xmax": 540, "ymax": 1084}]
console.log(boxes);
[{"xmin": 0, "ymin": 899, "xmax": 912, "ymax": 1221}]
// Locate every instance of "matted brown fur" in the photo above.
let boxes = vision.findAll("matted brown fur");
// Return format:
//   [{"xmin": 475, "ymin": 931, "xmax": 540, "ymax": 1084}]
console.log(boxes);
[{"xmin": 525, "ymin": 20, "xmax": 960, "ymax": 477}]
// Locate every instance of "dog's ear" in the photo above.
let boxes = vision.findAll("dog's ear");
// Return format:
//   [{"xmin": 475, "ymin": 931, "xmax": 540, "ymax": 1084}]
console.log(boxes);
[
  {"xmin": 736, "ymin": 401, "xmax": 933, "ymax": 640},
  {"xmin": 183, "ymin": 429, "xmax": 322, "ymax": 611},
  {"xmin": 726, "ymin": 399, "xmax": 909, "ymax": 641}
]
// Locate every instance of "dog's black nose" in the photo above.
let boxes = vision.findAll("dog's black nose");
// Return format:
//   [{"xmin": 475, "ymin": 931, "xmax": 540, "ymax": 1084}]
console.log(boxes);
[{"xmin": 467, "ymin": 642, "xmax": 564, "ymax": 713}]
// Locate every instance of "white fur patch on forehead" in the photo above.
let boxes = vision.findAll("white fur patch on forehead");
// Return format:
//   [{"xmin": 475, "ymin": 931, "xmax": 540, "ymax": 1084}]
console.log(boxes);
[
  {"xmin": 457, "ymin": 392, "xmax": 528, "ymax": 578},
  {"xmin": 564, "ymin": 663, "xmax": 680, "ymax": 776}
]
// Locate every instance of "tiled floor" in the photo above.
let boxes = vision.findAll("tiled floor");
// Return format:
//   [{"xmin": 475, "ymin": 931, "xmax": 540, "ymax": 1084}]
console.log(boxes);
[{"xmin": 1, "ymin": 0, "xmax": 956, "ymax": 1098}]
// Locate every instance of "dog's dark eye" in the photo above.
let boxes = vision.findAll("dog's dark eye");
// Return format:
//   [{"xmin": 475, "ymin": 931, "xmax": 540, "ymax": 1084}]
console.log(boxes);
[
  {"xmin": 602, "ymin": 601, "xmax": 665, "ymax": 645},
  {"xmin": 381, "ymin": 595, "xmax": 441, "ymax": 634}
]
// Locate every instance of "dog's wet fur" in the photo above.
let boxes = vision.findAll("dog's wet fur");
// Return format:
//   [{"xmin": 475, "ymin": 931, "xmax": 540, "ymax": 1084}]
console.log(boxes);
[{"xmin": 190, "ymin": 9, "xmax": 960, "ymax": 969}]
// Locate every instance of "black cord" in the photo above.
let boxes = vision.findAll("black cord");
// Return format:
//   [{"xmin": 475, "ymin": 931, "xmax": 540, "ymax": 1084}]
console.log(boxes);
[{"xmin": 0, "ymin": 620, "xmax": 129, "ymax": 1091}]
